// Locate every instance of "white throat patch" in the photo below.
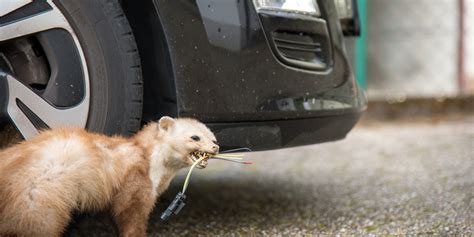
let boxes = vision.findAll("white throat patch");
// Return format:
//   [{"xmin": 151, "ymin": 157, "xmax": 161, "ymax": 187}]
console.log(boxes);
[{"xmin": 148, "ymin": 147, "xmax": 169, "ymax": 200}]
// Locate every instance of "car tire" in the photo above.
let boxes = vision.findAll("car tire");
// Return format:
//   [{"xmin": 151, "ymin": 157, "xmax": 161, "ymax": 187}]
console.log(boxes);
[{"xmin": 55, "ymin": 0, "xmax": 143, "ymax": 136}]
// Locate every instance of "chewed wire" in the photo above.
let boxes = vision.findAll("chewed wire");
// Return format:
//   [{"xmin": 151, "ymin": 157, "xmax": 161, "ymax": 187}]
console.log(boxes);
[
  {"xmin": 215, "ymin": 153, "xmax": 244, "ymax": 157},
  {"xmin": 212, "ymin": 157, "xmax": 253, "ymax": 164},
  {"xmin": 212, "ymin": 155, "xmax": 243, "ymax": 160},
  {"xmin": 219, "ymin": 147, "xmax": 252, "ymax": 154},
  {"xmin": 181, "ymin": 148, "xmax": 252, "ymax": 194},
  {"xmin": 182, "ymin": 156, "xmax": 207, "ymax": 193}
]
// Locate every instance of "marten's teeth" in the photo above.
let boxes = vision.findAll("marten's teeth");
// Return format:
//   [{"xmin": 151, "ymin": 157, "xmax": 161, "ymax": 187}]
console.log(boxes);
[{"xmin": 191, "ymin": 151, "xmax": 211, "ymax": 161}]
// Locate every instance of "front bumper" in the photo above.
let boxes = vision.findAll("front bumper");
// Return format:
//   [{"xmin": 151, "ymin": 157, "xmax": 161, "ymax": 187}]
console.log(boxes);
[
  {"xmin": 149, "ymin": 0, "xmax": 367, "ymax": 150},
  {"xmin": 153, "ymin": 0, "xmax": 366, "ymax": 122},
  {"xmin": 209, "ymin": 110, "xmax": 362, "ymax": 151}
]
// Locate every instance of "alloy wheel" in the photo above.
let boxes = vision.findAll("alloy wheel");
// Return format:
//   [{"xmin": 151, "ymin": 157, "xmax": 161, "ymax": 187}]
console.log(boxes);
[{"xmin": 0, "ymin": 0, "xmax": 90, "ymax": 139}]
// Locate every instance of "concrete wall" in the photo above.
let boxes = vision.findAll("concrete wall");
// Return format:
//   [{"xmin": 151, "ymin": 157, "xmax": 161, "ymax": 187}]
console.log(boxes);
[
  {"xmin": 465, "ymin": 0, "xmax": 474, "ymax": 93},
  {"xmin": 345, "ymin": 0, "xmax": 474, "ymax": 100},
  {"xmin": 366, "ymin": 0, "xmax": 459, "ymax": 100}
]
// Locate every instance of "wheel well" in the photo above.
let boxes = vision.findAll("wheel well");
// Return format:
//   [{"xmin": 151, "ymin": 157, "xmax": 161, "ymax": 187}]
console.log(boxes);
[{"xmin": 120, "ymin": 0, "xmax": 178, "ymax": 123}]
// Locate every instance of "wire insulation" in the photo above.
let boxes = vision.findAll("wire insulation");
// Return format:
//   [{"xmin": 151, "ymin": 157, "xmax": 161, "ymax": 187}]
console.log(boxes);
[
  {"xmin": 219, "ymin": 147, "xmax": 252, "ymax": 153},
  {"xmin": 215, "ymin": 154, "xmax": 245, "ymax": 157},
  {"xmin": 181, "ymin": 148, "xmax": 252, "ymax": 194},
  {"xmin": 211, "ymin": 157, "xmax": 253, "ymax": 164},
  {"xmin": 212, "ymin": 155, "xmax": 243, "ymax": 160},
  {"xmin": 182, "ymin": 156, "xmax": 207, "ymax": 193}
]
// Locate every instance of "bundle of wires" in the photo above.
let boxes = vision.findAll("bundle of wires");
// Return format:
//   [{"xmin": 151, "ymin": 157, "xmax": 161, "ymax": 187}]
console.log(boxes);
[
  {"xmin": 182, "ymin": 148, "xmax": 252, "ymax": 193},
  {"xmin": 161, "ymin": 148, "xmax": 252, "ymax": 221}
]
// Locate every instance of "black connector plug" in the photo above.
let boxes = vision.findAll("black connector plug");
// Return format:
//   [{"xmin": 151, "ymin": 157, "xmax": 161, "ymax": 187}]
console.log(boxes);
[{"xmin": 160, "ymin": 192, "xmax": 186, "ymax": 221}]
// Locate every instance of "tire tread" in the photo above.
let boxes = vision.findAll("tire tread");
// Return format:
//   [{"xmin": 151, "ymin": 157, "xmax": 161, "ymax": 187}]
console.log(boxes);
[{"xmin": 99, "ymin": 0, "xmax": 143, "ymax": 136}]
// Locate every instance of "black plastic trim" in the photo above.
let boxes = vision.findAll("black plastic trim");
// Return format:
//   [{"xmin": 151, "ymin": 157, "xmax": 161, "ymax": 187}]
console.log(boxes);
[
  {"xmin": 259, "ymin": 13, "xmax": 333, "ymax": 71},
  {"xmin": 274, "ymin": 38, "xmax": 321, "ymax": 47},
  {"xmin": 277, "ymin": 44, "xmax": 322, "ymax": 53},
  {"xmin": 341, "ymin": 0, "xmax": 361, "ymax": 36},
  {"xmin": 207, "ymin": 111, "xmax": 361, "ymax": 151}
]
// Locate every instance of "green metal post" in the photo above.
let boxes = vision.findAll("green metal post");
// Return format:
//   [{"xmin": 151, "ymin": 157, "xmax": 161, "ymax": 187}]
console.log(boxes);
[{"xmin": 355, "ymin": 0, "xmax": 367, "ymax": 90}]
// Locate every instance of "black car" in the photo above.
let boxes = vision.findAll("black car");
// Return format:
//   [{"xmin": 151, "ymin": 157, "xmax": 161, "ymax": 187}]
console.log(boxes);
[{"xmin": 0, "ymin": 0, "xmax": 366, "ymax": 150}]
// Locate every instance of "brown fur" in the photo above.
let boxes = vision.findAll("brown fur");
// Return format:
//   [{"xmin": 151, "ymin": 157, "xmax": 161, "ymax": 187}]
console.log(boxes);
[{"xmin": 0, "ymin": 117, "xmax": 218, "ymax": 237}]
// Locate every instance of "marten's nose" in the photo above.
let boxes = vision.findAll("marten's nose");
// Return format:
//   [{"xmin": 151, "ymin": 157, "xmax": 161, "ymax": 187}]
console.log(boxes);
[{"xmin": 212, "ymin": 145, "xmax": 219, "ymax": 153}]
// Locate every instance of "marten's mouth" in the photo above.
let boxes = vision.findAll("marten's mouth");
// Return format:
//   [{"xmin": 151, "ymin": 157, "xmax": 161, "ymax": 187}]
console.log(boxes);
[{"xmin": 190, "ymin": 151, "xmax": 212, "ymax": 169}]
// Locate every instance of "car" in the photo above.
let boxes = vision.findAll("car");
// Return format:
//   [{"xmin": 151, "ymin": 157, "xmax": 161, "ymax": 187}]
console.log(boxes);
[{"xmin": 0, "ymin": 0, "xmax": 366, "ymax": 151}]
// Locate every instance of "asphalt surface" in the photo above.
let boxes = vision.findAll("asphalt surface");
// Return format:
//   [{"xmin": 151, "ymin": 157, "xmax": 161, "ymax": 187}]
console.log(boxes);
[{"xmin": 62, "ymin": 116, "xmax": 472, "ymax": 236}]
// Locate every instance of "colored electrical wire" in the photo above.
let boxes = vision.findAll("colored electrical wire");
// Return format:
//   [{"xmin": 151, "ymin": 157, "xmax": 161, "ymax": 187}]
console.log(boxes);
[
  {"xmin": 212, "ymin": 155, "xmax": 243, "ymax": 160},
  {"xmin": 163, "ymin": 148, "xmax": 252, "ymax": 221},
  {"xmin": 181, "ymin": 149, "xmax": 252, "ymax": 194},
  {"xmin": 182, "ymin": 156, "xmax": 207, "ymax": 193},
  {"xmin": 211, "ymin": 157, "xmax": 253, "ymax": 164},
  {"xmin": 219, "ymin": 147, "xmax": 252, "ymax": 153},
  {"xmin": 214, "ymin": 154, "xmax": 244, "ymax": 158}
]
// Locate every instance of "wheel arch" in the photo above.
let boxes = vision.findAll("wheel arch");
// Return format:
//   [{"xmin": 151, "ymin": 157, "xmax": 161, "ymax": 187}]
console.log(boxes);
[{"xmin": 121, "ymin": 0, "xmax": 178, "ymax": 123}]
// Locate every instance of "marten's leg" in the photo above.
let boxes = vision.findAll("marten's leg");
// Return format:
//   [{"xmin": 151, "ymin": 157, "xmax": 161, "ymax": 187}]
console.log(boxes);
[{"xmin": 112, "ymin": 170, "xmax": 155, "ymax": 237}]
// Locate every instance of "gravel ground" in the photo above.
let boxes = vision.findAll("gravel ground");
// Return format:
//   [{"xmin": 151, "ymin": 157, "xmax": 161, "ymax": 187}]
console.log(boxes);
[{"xmin": 65, "ymin": 117, "xmax": 473, "ymax": 236}]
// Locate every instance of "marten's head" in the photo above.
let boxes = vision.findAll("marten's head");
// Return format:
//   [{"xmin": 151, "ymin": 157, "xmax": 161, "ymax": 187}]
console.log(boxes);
[{"xmin": 154, "ymin": 116, "xmax": 218, "ymax": 169}]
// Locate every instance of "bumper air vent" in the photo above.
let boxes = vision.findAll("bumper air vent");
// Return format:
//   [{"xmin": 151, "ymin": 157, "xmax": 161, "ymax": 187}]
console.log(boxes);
[
  {"xmin": 258, "ymin": 13, "xmax": 333, "ymax": 72},
  {"xmin": 272, "ymin": 31, "xmax": 331, "ymax": 71}
]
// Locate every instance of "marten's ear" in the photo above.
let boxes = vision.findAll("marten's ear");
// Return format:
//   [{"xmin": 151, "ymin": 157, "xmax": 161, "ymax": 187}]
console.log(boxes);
[{"xmin": 158, "ymin": 116, "xmax": 175, "ymax": 131}]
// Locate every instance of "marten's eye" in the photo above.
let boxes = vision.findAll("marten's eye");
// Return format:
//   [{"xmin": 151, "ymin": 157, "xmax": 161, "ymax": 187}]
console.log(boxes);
[
  {"xmin": 212, "ymin": 140, "xmax": 218, "ymax": 145},
  {"xmin": 191, "ymin": 135, "xmax": 200, "ymax": 141}
]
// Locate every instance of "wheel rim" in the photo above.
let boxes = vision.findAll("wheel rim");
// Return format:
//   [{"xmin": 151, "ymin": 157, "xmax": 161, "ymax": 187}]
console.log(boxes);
[{"xmin": 0, "ymin": 0, "xmax": 90, "ymax": 139}]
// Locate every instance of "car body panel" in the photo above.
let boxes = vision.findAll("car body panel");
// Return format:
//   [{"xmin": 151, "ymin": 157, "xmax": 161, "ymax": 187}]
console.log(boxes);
[
  {"xmin": 124, "ymin": 0, "xmax": 366, "ymax": 150},
  {"xmin": 151, "ymin": 0, "xmax": 365, "ymax": 121}
]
